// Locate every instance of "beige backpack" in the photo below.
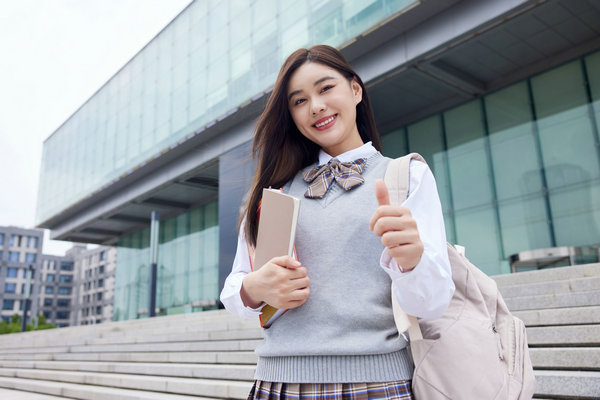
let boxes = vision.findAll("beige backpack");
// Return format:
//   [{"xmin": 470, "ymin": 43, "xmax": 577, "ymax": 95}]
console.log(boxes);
[{"xmin": 385, "ymin": 153, "xmax": 536, "ymax": 400}]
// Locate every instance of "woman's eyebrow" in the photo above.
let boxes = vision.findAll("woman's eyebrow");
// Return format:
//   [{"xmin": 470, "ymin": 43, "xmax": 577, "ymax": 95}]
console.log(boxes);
[{"xmin": 288, "ymin": 76, "xmax": 336, "ymax": 101}]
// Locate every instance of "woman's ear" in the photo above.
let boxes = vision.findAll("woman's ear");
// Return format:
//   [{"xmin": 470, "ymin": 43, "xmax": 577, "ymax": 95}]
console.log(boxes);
[{"xmin": 351, "ymin": 78, "xmax": 363, "ymax": 105}]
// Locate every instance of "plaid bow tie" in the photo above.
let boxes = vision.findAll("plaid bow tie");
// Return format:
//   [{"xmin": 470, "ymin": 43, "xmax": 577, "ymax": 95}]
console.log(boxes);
[{"xmin": 302, "ymin": 158, "xmax": 367, "ymax": 199}]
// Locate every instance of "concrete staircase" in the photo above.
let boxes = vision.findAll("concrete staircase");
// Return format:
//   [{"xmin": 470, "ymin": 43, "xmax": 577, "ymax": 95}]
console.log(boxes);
[
  {"xmin": 493, "ymin": 262, "xmax": 600, "ymax": 399},
  {"xmin": 0, "ymin": 310, "xmax": 263, "ymax": 399},
  {"xmin": 0, "ymin": 262, "xmax": 597, "ymax": 399}
]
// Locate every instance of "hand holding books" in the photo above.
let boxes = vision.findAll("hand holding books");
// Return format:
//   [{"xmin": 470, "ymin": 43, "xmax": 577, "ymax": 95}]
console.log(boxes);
[
  {"xmin": 241, "ymin": 255, "xmax": 310, "ymax": 310},
  {"xmin": 241, "ymin": 188, "xmax": 306, "ymax": 328}
]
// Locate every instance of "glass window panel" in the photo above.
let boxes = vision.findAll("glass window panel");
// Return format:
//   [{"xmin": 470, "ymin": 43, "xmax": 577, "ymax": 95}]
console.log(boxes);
[
  {"xmin": 280, "ymin": 18, "xmax": 309, "ymax": 60},
  {"xmin": 208, "ymin": 0, "xmax": 228, "ymax": 34},
  {"xmin": 454, "ymin": 207, "xmax": 502, "ymax": 275},
  {"xmin": 172, "ymin": 86, "xmax": 189, "ymax": 134},
  {"xmin": 311, "ymin": 9, "xmax": 343, "ymax": 46},
  {"xmin": 498, "ymin": 195, "xmax": 552, "ymax": 257},
  {"xmin": 586, "ymin": 50, "xmax": 600, "ymax": 103},
  {"xmin": 231, "ymin": 13, "xmax": 251, "ymax": 45},
  {"xmin": 485, "ymin": 82, "xmax": 543, "ymax": 200},
  {"xmin": 280, "ymin": 0, "xmax": 307, "ymax": 25},
  {"xmin": 445, "ymin": 100, "xmax": 486, "ymax": 148},
  {"xmin": 172, "ymin": 58, "xmax": 189, "ymax": 90},
  {"xmin": 444, "ymin": 101, "xmax": 493, "ymax": 211},
  {"xmin": 209, "ymin": 25, "xmax": 229, "ymax": 61},
  {"xmin": 231, "ymin": 42, "xmax": 252, "ymax": 80},
  {"xmin": 253, "ymin": 19, "xmax": 277, "ymax": 45},
  {"xmin": 172, "ymin": 27, "xmax": 190, "ymax": 65},
  {"xmin": 252, "ymin": 0, "xmax": 278, "ymax": 32},
  {"xmin": 189, "ymin": 78, "xmax": 207, "ymax": 123},
  {"xmin": 585, "ymin": 51, "xmax": 600, "ymax": 161},
  {"xmin": 189, "ymin": 16, "xmax": 207, "ymax": 53},
  {"xmin": 344, "ymin": 0, "xmax": 384, "ymax": 38},
  {"xmin": 381, "ymin": 128, "xmax": 407, "ymax": 159},
  {"xmin": 531, "ymin": 61, "xmax": 599, "ymax": 188},
  {"xmin": 549, "ymin": 181, "xmax": 600, "ymax": 247},
  {"xmin": 407, "ymin": 115, "xmax": 445, "ymax": 169}
]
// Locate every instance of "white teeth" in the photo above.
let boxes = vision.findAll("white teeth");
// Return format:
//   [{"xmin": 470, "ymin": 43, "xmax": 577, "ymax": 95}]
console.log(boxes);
[{"xmin": 315, "ymin": 115, "xmax": 335, "ymax": 127}]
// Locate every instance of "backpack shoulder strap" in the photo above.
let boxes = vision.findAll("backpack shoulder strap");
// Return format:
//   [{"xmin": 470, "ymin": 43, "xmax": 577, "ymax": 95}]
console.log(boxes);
[
  {"xmin": 385, "ymin": 153, "xmax": 427, "ymax": 204},
  {"xmin": 385, "ymin": 153, "xmax": 427, "ymax": 341}
]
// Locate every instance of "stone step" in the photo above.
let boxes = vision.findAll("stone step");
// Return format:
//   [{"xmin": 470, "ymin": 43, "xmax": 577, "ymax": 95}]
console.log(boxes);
[
  {"xmin": 0, "ymin": 351, "xmax": 258, "ymax": 364},
  {"xmin": 514, "ymin": 305, "xmax": 600, "ymax": 327},
  {"xmin": 0, "ymin": 324, "xmax": 264, "ymax": 350},
  {"xmin": 504, "ymin": 290, "xmax": 600, "ymax": 311},
  {"xmin": 527, "ymin": 325, "xmax": 600, "ymax": 346},
  {"xmin": 0, "ymin": 339, "xmax": 261, "ymax": 355},
  {"xmin": 0, "ymin": 361, "xmax": 256, "ymax": 381},
  {"xmin": 0, "ymin": 310, "xmax": 245, "ymax": 349},
  {"xmin": 0, "ymin": 350, "xmax": 246, "ymax": 364},
  {"xmin": 530, "ymin": 347, "xmax": 600, "ymax": 370},
  {"xmin": 492, "ymin": 263, "xmax": 600, "ymax": 287},
  {"xmin": 0, "ymin": 368, "xmax": 253, "ymax": 399},
  {"xmin": 86, "ymin": 326, "xmax": 265, "ymax": 346},
  {"xmin": 0, "ymin": 350, "xmax": 258, "ymax": 364},
  {"xmin": 0, "ymin": 376, "xmax": 222, "ymax": 400},
  {"xmin": 534, "ymin": 370, "xmax": 600, "ymax": 399},
  {"xmin": 499, "ymin": 276, "xmax": 600, "ymax": 299},
  {"xmin": 0, "ymin": 387, "xmax": 69, "ymax": 400}
]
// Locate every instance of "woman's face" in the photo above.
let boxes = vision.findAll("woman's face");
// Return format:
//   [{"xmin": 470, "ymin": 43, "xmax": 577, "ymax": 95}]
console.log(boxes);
[{"xmin": 286, "ymin": 62, "xmax": 364, "ymax": 157}]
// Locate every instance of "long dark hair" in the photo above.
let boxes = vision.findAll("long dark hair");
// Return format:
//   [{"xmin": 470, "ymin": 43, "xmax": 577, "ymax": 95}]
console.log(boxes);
[{"xmin": 242, "ymin": 45, "xmax": 381, "ymax": 246}]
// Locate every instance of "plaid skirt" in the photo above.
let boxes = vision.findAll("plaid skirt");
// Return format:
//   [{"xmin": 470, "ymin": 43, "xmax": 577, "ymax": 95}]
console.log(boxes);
[{"xmin": 248, "ymin": 380, "xmax": 414, "ymax": 400}]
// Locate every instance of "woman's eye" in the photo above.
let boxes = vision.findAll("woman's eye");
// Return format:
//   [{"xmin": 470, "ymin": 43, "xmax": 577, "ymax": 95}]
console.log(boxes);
[
  {"xmin": 294, "ymin": 98, "xmax": 305, "ymax": 106},
  {"xmin": 321, "ymin": 85, "xmax": 334, "ymax": 93}
]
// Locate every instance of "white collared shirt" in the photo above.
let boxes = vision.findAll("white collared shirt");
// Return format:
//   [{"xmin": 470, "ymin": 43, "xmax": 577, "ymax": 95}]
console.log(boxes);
[{"xmin": 220, "ymin": 142, "xmax": 454, "ymax": 321}]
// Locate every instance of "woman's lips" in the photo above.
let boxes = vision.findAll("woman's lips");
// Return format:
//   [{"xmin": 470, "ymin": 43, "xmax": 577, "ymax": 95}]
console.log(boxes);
[{"xmin": 313, "ymin": 114, "xmax": 337, "ymax": 130}]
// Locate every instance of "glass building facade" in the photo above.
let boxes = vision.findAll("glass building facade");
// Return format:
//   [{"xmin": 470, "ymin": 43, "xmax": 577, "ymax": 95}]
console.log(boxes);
[
  {"xmin": 36, "ymin": 0, "xmax": 419, "ymax": 226},
  {"xmin": 114, "ymin": 201, "xmax": 218, "ymax": 320},
  {"xmin": 37, "ymin": 0, "xmax": 600, "ymax": 322},
  {"xmin": 381, "ymin": 51, "xmax": 600, "ymax": 275}
]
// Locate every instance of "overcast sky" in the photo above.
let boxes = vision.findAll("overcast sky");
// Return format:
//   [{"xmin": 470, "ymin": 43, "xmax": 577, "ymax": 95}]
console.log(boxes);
[{"xmin": 0, "ymin": 0, "xmax": 192, "ymax": 255}]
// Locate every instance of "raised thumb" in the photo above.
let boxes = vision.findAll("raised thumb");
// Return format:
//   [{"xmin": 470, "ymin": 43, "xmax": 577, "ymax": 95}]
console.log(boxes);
[{"xmin": 375, "ymin": 179, "xmax": 390, "ymax": 206}]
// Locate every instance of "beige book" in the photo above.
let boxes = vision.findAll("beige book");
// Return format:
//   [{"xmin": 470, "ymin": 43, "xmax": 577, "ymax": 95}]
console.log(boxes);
[{"xmin": 252, "ymin": 188, "xmax": 301, "ymax": 328}]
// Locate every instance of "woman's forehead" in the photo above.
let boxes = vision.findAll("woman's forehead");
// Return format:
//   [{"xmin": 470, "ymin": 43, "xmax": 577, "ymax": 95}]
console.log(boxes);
[{"xmin": 287, "ymin": 62, "xmax": 343, "ymax": 92}]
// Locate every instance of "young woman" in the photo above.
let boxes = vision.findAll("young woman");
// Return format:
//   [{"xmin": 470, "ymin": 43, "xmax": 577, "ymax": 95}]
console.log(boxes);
[{"xmin": 220, "ymin": 45, "xmax": 454, "ymax": 400}]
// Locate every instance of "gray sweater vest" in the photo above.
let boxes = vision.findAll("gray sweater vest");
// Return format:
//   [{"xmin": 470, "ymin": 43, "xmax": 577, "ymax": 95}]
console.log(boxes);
[{"xmin": 254, "ymin": 152, "xmax": 413, "ymax": 383}]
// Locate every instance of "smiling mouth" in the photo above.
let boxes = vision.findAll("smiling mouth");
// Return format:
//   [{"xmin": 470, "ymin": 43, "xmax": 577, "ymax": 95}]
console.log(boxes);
[{"xmin": 313, "ymin": 114, "xmax": 337, "ymax": 129}]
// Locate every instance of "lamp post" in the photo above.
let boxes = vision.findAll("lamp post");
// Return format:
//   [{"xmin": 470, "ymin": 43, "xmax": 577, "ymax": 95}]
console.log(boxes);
[
  {"xmin": 21, "ymin": 264, "xmax": 35, "ymax": 332},
  {"xmin": 148, "ymin": 211, "xmax": 160, "ymax": 317}
]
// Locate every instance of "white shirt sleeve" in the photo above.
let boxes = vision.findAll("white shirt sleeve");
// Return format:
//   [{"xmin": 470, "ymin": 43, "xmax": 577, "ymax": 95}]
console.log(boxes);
[
  {"xmin": 379, "ymin": 160, "xmax": 455, "ymax": 320},
  {"xmin": 219, "ymin": 220, "xmax": 266, "ymax": 319}
]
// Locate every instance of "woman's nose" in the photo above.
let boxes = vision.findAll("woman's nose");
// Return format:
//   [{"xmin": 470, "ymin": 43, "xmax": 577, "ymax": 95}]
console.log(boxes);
[{"xmin": 311, "ymin": 100, "xmax": 325, "ymax": 115}]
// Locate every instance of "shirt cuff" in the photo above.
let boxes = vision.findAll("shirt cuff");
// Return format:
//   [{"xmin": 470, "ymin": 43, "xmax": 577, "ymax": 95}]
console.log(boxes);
[
  {"xmin": 220, "ymin": 273, "xmax": 267, "ymax": 319},
  {"xmin": 379, "ymin": 249, "xmax": 454, "ymax": 319},
  {"xmin": 380, "ymin": 250, "xmax": 407, "ymax": 273}
]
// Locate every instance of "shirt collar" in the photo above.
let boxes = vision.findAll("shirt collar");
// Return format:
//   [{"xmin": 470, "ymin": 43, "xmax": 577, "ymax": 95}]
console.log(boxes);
[{"xmin": 317, "ymin": 142, "xmax": 377, "ymax": 165}]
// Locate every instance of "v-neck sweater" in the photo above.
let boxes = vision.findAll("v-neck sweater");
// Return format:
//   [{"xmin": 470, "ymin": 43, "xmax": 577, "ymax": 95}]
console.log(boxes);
[{"xmin": 253, "ymin": 152, "xmax": 413, "ymax": 383}]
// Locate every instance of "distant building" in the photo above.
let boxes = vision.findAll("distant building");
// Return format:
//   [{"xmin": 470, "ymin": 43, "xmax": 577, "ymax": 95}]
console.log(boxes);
[
  {"xmin": 38, "ymin": 245, "xmax": 87, "ymax": 327},
  {"xmin": 72, "ymin": 246, "xmax": 116, "ymax": 325},
  {"xmin": 1, "ymin": 225, "xmax": 118, "ymax": 328},
  {"xmin": 0, "ymin": 226, "xmax": 44, "ymax": 325}
]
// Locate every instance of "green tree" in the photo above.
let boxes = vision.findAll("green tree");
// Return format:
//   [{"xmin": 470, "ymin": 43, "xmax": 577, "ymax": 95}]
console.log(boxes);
[{"xmin": 0, "ymin": 313, "xmax": 56, "ymax": 335}]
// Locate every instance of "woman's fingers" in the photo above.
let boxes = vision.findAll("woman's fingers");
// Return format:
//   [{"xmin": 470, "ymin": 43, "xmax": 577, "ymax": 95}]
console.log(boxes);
[
  {"xmin": 244, "ymin": 255, "xmax": 310, "ymax": 309},
  {"xmin": 369, "ymin": 205, "xmax": 411, "ymax": 231},
  {"xmin": 386, "ymin": 242, "xmax": 424, "ymax": 271},
  {"xmin": 371, "ymin": 214, "xmax": 417, "ymax": 237},
  {"xmin": 269, "ymin": 255, "xmax": 301, "ymax": 269},
  {"xmin": 380, "ymin": 230, "xmax": 419, "ymax": 248}
]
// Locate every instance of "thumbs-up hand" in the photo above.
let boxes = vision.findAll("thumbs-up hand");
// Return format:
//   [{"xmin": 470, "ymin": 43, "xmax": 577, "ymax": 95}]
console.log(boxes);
[{"xmin": 369, "ymin": 179, "xmax": 424, "ymax": 272}]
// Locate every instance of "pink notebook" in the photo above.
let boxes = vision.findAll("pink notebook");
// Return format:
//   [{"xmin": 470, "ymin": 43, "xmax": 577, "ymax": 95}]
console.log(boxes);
[{"xmin": 252, "ymin": 188, "xmax": 300, "ymax": 328}]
